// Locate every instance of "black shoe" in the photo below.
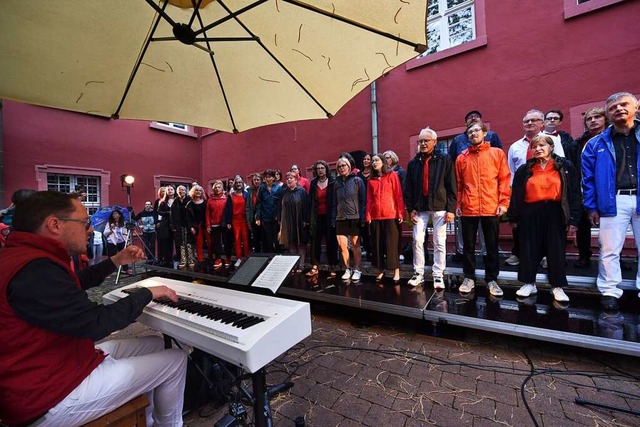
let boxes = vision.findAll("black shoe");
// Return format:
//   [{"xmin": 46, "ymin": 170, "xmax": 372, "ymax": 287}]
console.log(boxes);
[
  {"xmin": 451, "ymin": 253, "xmax": 464, "ymax": 262},
  {"xmin": 573, "ymin": 257, "xmax": 591, "ymax": 268},
  {"xmin": 601, "ymin": 296, "xmax": 619, "ymax": 311}
]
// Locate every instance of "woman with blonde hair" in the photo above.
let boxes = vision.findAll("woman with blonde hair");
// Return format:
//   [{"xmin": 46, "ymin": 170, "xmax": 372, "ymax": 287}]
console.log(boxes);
[
  {"xmin": 332, "ymin": 157, "xmax": 366, "ymax": 281},
  {"xmin": 186, "ymin": 185, "xmax": 207, "ymax": 268}
]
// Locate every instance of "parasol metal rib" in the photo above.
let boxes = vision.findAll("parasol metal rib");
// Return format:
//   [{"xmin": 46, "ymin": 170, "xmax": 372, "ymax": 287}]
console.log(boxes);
[
  {"xmin": 145, "ymin": 0, "xmax": 178, "ymax": 28},
  {"xmin": 196, "ymin": 36, "xmax": 258, "ymax": 42},
  {"xmin": 216, "ymin": 0, "xmax": 333, "ymax": 118},
  {"xmin": 193, "ymin": 0, "xmax": 269, "ymax": 36},
  {"xmin": 150, "ymin": 36, "xmax": 257, "ymax": 42},
  {"xmin": 187, "ymin": 0, "xmax": 205, "ymax": 27},
  {"xmin": 194, "ymin": 5, "xmax": 239, "ymax": 132},
  {"xmin": 114, "ymin": 0, "xmax": 170, "ymax": 119},
  {"xmin": 281, "ymin": 0, "xmax": 427, "ymax": 53}
]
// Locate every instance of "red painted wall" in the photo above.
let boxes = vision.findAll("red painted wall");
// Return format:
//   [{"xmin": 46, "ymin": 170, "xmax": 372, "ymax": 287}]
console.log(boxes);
[
  {"xmin": 2, "ymin": 101, "xmax": 200, "ymax": 210},
  {"xmin": 200, "ymin": 89, "xmax": 372, "ymax": 182}
]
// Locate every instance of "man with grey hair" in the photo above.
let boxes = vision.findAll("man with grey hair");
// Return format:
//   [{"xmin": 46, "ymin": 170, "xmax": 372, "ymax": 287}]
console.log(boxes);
[
  {"xmin": 404, "ymin": 127, "xmax": 457, "ymax": 288},
  {"xmin": 582, "ymin": 92, "xmax": 640, "ymax": 311},
  {"xmin": 506, "ymin": 109, "xmax": 565, "ymax": 267}
]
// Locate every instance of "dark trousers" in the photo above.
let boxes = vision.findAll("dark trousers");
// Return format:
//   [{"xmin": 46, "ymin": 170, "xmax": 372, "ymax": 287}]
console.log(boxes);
[
  {"xmin": 107, "ymin": 241, "xmax": 127, "ymax": 271},
  {"xmin": 172, "ymin": 227, "xmax": 185, "ymax": 261},
  {"xmin": 518, "ymin": 201, "xmax": 568, "ymax": 288},
  {"xmin": 106, "ymin": 241, "xmax": 125, "ymax": 256},
  {"xmin": 141, "ymin": 232, "xmax": 156, "ymax": 259},
  {"xmin": 210, "ymin": 226, "xmax": 232, "ymax": 260},
  {"xmin": 511, "ymin": 225, "xmax": 520, "ymax": 257},
  {"xmin": 157, "ymin": 235, "xmax": 173, "ymax": 265},
  {"xmin": 370, "ymin": 219, "xmax": 400, "ymax": 270},
  {"xmin": 251, "ymin": 221, "xmax": 263, "ymax": 253},
  {"xmin": 461, "ymin": 216, "xmax": 500, "ymax": 281},
  {"xmin": 576, "ymin": 208, "xmax": 593, "ymax": 259},
  {"xmin": 311, "ymin": 215, "xmax": 338, "ymax": 266},
  {"xmin": 261, "ymin": 221, "xmax": 279, "ymax": 253}
]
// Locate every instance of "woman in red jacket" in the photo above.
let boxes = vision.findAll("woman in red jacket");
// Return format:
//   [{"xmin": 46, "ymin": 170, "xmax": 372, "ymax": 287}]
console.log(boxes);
[
  {"xmin": 206, "ymin": 180, "xmax": 232, "ymax": 268},
  {"xmin": 366, "ymin": 154, "xmax": 405, "ymax": 282}
]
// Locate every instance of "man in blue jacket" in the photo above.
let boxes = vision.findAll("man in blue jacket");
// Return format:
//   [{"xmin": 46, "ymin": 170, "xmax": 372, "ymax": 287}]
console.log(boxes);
[{"xmin": 582, "ymin": 92, "xmax": 640, "ymax": 311}]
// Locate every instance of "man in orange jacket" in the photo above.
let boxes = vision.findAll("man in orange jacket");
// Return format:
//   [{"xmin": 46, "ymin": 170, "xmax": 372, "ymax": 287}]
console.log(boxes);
[{"xmin": 455, "ymin": 122, "xmax": 511, "ymax": 297}]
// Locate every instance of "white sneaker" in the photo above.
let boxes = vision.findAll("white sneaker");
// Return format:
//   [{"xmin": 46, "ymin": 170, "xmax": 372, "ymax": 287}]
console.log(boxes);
[
  {"xmin": 351, "ymin": 270, "xmax": 362, "ymax": 281},
  {"xmin": 433, "ymin": 276, "xmax": 445, "ymax": 290},
  {"xmin": 516, "ymin": 284, "xmax": 537, "ymax": 297},
  {"xmin": 505, "ymin": 255, "xmax": 520, "ymax": 266},
  {"xmin": 459, "ymin": 278, "xmax": 475, "ymax": 293},
  {"xmin": 408, "ymin": 273, "xmax": 424, "ymax": 287},
  {"xmin": 552, "ymin": 287, "xmax": 569, "ymax": 302},
  {"xmin": 341, "ymin": 269, "xmax": 352, "ymax": 280},
  {"xmin": 487, "ymin": 281, "xmax": 503, "ymax": 297},
  {"xmin": 541, "ymin": 257, "xmax": 547, "ymax": 269}
]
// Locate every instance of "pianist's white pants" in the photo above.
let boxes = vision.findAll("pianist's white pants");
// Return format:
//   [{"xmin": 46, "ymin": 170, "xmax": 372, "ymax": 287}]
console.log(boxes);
[{"xmin": 37, "ymin": 336, "xmax": 187, "ymax": 427}]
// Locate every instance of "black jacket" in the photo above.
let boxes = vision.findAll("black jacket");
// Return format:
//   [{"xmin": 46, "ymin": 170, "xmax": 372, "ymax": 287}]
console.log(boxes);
[
  {"xmin": 403, "ymin": 151, "xmax": 457, "ymax": 213},
  {"xmin": 309, "ymin": 177, "xmax": 335, "ymax": 231},
  {"xmin": 507, "ymin": 155, "xmax": 581, "ymax": 227}
]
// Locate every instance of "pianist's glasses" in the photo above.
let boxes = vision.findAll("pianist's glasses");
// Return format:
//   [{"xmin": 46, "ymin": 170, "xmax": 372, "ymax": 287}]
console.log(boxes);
[{"xmin": 59, "ymin": 217, "xmax": 92, "ymax": 230}]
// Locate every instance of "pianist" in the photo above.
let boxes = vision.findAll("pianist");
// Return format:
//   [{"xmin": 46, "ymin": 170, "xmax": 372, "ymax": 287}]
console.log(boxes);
[{"xmin": 0, "ymin": 191, "xmax": 187, "ymax": 426}]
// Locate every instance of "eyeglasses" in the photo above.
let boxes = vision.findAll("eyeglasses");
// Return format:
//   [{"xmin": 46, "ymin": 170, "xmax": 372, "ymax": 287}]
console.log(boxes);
[
  {"xmin": 337, "ymin": 164, "xmax": 349, "ymax": 168},
  {"xmin": 417, "ymin": 139, "xmax": 434, "ymax": 144},
  {"xmin": 58, "ymin": 217, "xmax": 92, "ymax": 230},
  {"xmin": 467, "ymin": 129, "xmax": 483, "ymax": 134},
  {"xmin": 522, "ymin": 118, "xmax": 543, "ymax": 124}
]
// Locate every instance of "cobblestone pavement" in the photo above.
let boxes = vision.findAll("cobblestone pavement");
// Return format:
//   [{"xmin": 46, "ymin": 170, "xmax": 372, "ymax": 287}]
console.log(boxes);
[{"xmin": 96, "ymin": 273, "xmax": 640, "ymax": 427}]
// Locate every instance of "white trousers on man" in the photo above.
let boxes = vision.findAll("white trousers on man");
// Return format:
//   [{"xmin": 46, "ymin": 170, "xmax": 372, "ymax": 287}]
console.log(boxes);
[
  {"xmin": 38, "ymin": 336, "xmax": 187, "ymax": 427},
  {"xmin": 412, "ymin": 211, "xmax": 447, "ymax": 278},
  {"xmin": 597, "ymin": 194, "xmax": 640, "ymax": 298}
]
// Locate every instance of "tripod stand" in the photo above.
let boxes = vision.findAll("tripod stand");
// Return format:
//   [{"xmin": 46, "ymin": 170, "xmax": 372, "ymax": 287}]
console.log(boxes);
[{"xmin": 114, "ymin": 225, "xmax": 135, "ymax": 285}]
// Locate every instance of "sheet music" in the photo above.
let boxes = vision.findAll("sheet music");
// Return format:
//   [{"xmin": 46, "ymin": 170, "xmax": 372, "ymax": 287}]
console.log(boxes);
[{"xmin": 251, "ymin": 255, "xmax": 299, "ymax": 293}]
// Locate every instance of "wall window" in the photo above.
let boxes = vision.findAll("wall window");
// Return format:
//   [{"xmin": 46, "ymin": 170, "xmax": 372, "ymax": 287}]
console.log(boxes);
[
  {"xmin": 424, "ymin": 0, "xmax": 476, "ymax": 55},
  {"xmin": 47, "ymin": 174, "xmax": 101, "ymax": 214},
  {"xmin": 149, "ymin": 121, "xmax": 198, "ymax": 137},
  {"xmin": 36, "ymin": 165, "xmax": 111, "ymax": 212},
  {"xmin": 407, "ymin": 0, "xmax": 486, "ymax": 70},
  {"xmin": 563, "ymin": 0, "xmax": 626, "ymax": 19}
]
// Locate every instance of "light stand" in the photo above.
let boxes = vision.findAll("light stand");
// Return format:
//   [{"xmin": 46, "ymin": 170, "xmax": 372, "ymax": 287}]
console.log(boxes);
[{"xmin": 116, "ymin": 174, "xmax": 136, "ymax": 285}]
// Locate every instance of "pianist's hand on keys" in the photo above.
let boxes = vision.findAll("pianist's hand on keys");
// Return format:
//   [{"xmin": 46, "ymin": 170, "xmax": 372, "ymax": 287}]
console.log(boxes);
[{"xmin": 124, "ymin": 286, "xmax": 178, "ymax": 302}]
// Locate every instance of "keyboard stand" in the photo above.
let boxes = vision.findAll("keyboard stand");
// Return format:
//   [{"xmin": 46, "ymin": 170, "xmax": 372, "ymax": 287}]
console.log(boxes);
[{"xmin": 252, "ymin": 368, "xmax": 294, "ymax": 427}]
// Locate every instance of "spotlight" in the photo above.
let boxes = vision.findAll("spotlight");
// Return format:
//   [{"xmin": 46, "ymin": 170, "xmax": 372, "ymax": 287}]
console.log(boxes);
[
  {"xmin": 120, "ymin": 174, "xmax": 135, "ymax": 208},
  {"xmin": 121, "ymin": 174, "xmax": 135, "ymax": 187}
]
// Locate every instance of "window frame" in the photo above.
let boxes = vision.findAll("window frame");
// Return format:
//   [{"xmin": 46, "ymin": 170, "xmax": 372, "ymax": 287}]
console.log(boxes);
[
  {"xmin": 563, "ymin": 0, "xmax": 626, "ymax": 19},
  {"xmin": 149, "ymin": 121, "xmax": 198, "ymax": 138},
  {"xmin": 407, "ymin": 0, "xmax": 487, "ymax": 70},
  {"xmin": 36, "ymin": 164, "xmax": 110, "ymax": 208}
]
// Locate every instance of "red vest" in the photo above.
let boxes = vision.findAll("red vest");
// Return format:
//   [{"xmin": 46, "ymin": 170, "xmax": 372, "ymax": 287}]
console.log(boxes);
[{"xmin": 0, "ymin": 232, "xmax": 105, "ymax": 425}]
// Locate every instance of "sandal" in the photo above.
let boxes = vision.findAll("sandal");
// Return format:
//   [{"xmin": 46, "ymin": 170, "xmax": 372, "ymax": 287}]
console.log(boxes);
[
  {"xmin": 376, "ymin": 272, "xmax": 384, "ymax": 281},
  {"xmin": 306, "ymin": 265, "xmax": 319, "ymax": 276}
]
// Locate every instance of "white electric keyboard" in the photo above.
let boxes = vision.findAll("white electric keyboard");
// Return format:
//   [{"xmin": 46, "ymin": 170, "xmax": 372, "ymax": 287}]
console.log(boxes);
[{"xmin": 103, "ymin": 277, "xmax": 311, "ymax": 373}]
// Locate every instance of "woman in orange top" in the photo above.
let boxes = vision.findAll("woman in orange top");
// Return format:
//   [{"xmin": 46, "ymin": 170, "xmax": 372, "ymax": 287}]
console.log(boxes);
[{"xmin": 507, "ymin": 135, "xmax": 580, "ymax": 303}]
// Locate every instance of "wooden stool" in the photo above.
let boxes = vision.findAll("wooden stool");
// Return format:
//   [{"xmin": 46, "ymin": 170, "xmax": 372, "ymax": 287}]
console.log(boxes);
[{"xmin": 82, "ymin": 395, "xmax": 149, "ymax": 427}]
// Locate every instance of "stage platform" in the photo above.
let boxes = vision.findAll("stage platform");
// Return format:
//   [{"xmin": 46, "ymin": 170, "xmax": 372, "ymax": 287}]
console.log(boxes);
[{"xmin": 136, "ymin": 255, "xmax": 640, "ymax": 358}]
